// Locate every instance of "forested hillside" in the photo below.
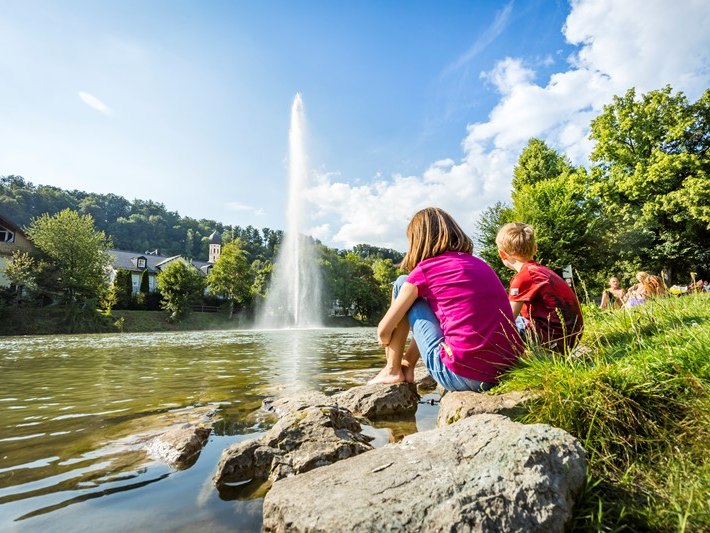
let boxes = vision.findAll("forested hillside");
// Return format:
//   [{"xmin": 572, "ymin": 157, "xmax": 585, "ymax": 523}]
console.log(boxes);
[{"xmin": 0, "ymin": 175, "xmax": 283, "ymax": 263}]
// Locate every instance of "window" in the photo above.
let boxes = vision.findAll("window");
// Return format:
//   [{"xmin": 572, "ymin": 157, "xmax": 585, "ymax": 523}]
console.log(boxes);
[
  {"xmin": 137, "ymin": 257, "xmax": 146, "ymax": 269},
  {"xmin": 0, "ymin": 227, "xmax": 15, "ymax": 243}
]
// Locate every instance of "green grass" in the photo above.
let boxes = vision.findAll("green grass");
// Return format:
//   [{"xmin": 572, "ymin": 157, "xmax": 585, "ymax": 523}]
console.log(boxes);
[{"xmin": 498, "ymin": 293, "xmax": 710, "ymax": 531}]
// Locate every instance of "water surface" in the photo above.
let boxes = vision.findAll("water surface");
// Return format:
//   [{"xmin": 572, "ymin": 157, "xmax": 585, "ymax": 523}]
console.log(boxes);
[{"xmin": 0, "ymin": 328, "xmax": 437, "ymax": 532}]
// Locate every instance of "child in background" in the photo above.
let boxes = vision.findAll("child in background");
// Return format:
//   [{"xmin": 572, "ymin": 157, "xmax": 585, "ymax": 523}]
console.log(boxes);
[
  {"xmin": 496, "ymin": 222, "xmax": 583, "ymax": 352},
  {"xmin": 368, "ymin": 207, "xmax": 523, "ymax": 392}
]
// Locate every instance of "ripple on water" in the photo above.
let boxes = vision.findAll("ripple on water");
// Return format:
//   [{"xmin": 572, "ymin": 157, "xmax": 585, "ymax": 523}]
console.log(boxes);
[
  {"xmin": 0, "ymin": 456, "xmax": 60, "ymax": 475},
  {"xmin": 0, "ymin": 433, "xmax": 46, "ymax": 443}
]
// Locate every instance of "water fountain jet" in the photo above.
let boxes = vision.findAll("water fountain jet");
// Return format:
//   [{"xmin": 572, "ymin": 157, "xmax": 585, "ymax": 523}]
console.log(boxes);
[{"xmin": 258, "ymin": 93, "xmax": 323, "ymax": 328}]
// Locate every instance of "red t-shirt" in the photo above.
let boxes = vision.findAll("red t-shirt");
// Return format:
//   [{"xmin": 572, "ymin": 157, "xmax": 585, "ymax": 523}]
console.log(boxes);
[{"xmin": 508, "ymin": 261, "xmax": 583, "ymax": 351}]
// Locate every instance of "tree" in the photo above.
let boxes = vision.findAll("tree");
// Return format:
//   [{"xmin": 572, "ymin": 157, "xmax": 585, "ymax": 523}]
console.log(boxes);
[
  {"xmin": 511, "ymin": 168, "xmax": 609, "ymax": 285},
  {"xmin": 3, "ymin": 251, "xmax": 41, "ymax": 299},
  {"xmin": 113, "ymin": 269, "xmax": 133, "ymax": 308},
  {"xmin": 512, "ymin": 138, "xmax": 572, "ymax": 191},
  {"xmin": 139, "ymin": 269, "xmax": 150, "ymax": 296},
  {"xmin": 589, "ymin": 85, "xmax": 710, "ymax": 281},
  {"xmin": 156, "ymin": 260, "xmax": 205, "ymax": 321},
  {"xmin": 477, "ymin": 139, "xmax": 610, "ymax": 288},
  {"xmin": 26, "ymin": 209, "xmax": 113, "ymax": 303},
  {"xmin": 474, "ymin": 201, "xmax": 514, "ymax": 280},
  {"xmin": 101, "ymin": 282, "xmax": 118, "ymax": 315},
  {"xmin": 207, "ymin": 240, "xmax": 252, "ymax": 319}
]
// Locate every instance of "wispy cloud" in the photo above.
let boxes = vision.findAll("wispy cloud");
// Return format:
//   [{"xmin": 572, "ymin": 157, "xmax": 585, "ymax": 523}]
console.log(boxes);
[
  {"xmin": 78, "ymin": 91, "xmax": 112, "ymax": 115},
  {"xmin": 226, "ymin": 202, "xmax": 265, "ymax": 216},
  {"xmin": 443, "ymin": 1, "xmax": 514, "ymax": 75}
]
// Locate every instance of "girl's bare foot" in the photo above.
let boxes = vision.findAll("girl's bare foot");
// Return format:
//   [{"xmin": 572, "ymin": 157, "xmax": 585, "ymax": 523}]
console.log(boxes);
[
  {"xmin": 367, "ymin": 366, "xmax": 405, "ymax": 385},
  {"xmin": 401, "ymin": 361, "xmax": 416, "ymax": 383}
]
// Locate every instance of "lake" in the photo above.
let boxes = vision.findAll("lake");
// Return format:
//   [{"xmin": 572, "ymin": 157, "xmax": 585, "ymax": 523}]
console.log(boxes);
[{"xmin": 0, "ymin": 328, "xmax": 438, "ymax": 532}]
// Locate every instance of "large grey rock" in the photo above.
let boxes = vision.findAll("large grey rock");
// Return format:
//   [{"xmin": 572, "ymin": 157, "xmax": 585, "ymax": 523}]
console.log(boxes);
[
  {"xmin": 214, "ymin": 405, "xmax": 372, "ymax": 486},
  {"xmin": 146, "ymin": 424, "xmax": 211, "ymax": 469},
  {"xmin": 263, "ymin": 391, "xmax": 331, "ymax": 417},
  {"xmin": 263, "ymin": 414, "xmax": 586, "ymax": 533},
  {"xmin": 437, "ymin": 390, "xmax": 536, "ymax": 427}
]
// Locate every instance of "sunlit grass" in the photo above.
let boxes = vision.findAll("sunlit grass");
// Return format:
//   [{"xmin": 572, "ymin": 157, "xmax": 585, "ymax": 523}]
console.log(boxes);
[{"xmin": 498, "ymin": 293, "xmax": 710, "ymax": 531}]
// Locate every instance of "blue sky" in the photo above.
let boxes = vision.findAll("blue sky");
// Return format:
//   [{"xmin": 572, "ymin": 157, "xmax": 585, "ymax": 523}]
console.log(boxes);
[{"xmin": 1, "ymin": 0, "xmax": 708, "ymax": 251}]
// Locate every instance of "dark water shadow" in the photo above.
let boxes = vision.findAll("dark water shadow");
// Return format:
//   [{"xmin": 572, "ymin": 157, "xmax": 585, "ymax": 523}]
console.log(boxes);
[{"xmin": 15, "ymin": 472, "xmax": 171, "ymax": 521}]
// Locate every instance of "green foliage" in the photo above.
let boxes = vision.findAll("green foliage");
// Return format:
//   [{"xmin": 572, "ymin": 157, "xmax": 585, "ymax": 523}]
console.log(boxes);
[
  {"xmin": 113, "ymin": 269, "xmax": 134, "ymax": 309},
  {"xmin": 0, "ymin": 175, "xmax": 284, "ymax": 264},
  {"xmin": 156, "ymin": 260, "xmax": 205, "ymax": 321},
  {"xmin": 350, "ymin": 244, "xmax": 404, "ymax": 264},
  {"xmin": 512, "ymin": 168, "xmax": 610, "ymax": 280},
  {"xmin": 512, "ymin": 137, "xmax": 573, "ymax": 190},
  {"xmin": 589, "ymin": 85, "xmax": 710, "ymax": 280},
  {"xmin": 207, "ymin": 240, "xmax": 252, "ymax": 319},
  {"xmin": 3, "ymin": 251, "xmax": 40, "ymax": 297},
  {"xmin": 319, "ymin": 248, "xmax": 389, "ymax": 322},
  {"xmin": 498, "ymin": 294, "xmax": 710, "ymax": 531},
  {"xmin": 474, "ymin": 201, "xmax": 514, "ymax": 280},
  {"xmin": 101, "ymin": 282, "xmax": 118, "ymax": 315},
  {"xmin": 26, "ymin": 209, "xmax": 113, "ymax": 303},
  {"xmin": 139, "ymin": 269, "xmax": 150, "ymax": 295}
]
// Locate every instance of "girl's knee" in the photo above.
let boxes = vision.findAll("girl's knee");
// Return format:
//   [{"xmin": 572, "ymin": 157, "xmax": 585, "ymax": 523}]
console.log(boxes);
[{"xmin": 393, "ymin": 274, "xmax": 409, "ymax": 297}]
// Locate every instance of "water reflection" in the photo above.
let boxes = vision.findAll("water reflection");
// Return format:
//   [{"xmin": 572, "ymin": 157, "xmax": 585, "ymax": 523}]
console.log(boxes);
[{"xmin": 0, "ymin": 328, "xmax": 397, "ymax": 531}]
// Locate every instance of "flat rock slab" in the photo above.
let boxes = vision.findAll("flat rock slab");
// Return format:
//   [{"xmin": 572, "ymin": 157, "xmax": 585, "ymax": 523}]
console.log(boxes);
[
  {"xmin": 263, "ymin": 414, "xmax": 586, "ymax": 533},
  {"xmin": 214, "ymin": 405, "xmax": 372, "ymax": 486},
  {"xmin": 437, "ymin": 390, "xmax": 536, "ymax": 427},
  {"xmin": 146, "ymin": 424, "xmax": 211, "ymax": 469}
]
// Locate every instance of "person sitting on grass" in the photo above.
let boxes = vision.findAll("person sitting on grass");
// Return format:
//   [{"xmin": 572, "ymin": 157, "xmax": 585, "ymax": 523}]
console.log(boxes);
[
  {"xmin": 624, "ymin": 271, "xmax": 666, "ymax": 307},
  {"xmin": 368, "ymin": 207, "xmax": 523, "ymax": 392},
  {"xmin": 495, "ymin": 222, "xmax": 583, "ymax": 353},
  {"xmin": 600, "ymin": 276, "xmax": 626, "ymax": 310}
]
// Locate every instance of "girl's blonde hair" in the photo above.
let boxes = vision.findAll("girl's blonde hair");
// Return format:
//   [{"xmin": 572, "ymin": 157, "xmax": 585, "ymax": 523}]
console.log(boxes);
[
  {"xmin": 400, "ymin": 207, "xmax": 472, "ymax": 271},
  {"xmin": 637, "ymin": 271, "xmax": 666, "ymax": 297}
]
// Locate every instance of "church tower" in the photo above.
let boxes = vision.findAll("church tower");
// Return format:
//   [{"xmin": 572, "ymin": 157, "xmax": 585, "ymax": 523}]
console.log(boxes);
[{"xmin": 208, "ymin": 230, "xmax": 222, "ymax": 263}]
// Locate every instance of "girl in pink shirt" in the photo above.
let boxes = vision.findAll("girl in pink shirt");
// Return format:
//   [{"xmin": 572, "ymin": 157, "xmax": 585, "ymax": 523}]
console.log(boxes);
[{"xmin": 369, "ymin": 207, "xmax": 523, "ymax": 391}]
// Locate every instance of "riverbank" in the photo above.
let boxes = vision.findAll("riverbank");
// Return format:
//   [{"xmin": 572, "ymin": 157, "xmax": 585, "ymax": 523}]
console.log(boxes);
[
  {"xmin": 499, "ymin": 292, "xmax": 709, "ymax": 531},
  {"xmin": 0, "ymin": 306, "xmax": 366, "ymax": 336}
]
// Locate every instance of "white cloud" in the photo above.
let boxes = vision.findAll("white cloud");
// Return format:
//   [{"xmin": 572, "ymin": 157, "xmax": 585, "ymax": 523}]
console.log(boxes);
[
  {"xmin": 78, "ymin": 91, "xmax": 112, "ymax": 115},
  {"xmin": 307, "ymin": 0, "xmax": 710, "ymax": 251},
  {"xmin": 226, "ymin": 202, "xmax": 265, "ymax": 216}
]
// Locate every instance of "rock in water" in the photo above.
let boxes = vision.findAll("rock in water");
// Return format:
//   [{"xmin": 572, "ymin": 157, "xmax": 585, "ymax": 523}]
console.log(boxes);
[
  {"xmin": 334, "ymin": 382, "xmax": 420, "ymax": 418},
  {"xmin": 147, "ymin": 425, "xmax": 211, "ymax": 469},
  {"xmin": 213, "ymin": 405, "xmax": 372, "ymax": 486},
  {"xmin": 262, "ymin": 414, "xmax": 586, "ymax": 533}
]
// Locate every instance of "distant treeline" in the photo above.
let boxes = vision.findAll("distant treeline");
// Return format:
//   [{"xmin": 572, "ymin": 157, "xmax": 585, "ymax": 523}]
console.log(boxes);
[{"xmin": 0, "ymin": 174, "xmax": 404, "ymax": 266}]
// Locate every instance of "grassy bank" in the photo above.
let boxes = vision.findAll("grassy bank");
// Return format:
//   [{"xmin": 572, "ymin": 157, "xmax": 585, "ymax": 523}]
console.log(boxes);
[{"xmin": 499, "ymin": 293, "xmax": 709, "ymax": 531}]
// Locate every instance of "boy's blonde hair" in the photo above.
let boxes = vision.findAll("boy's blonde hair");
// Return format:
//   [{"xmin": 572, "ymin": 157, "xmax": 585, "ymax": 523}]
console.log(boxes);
[
  {"xmin": 401, "ymin": 207, "xmax": 472, "ymax": 271},
  {"xmin": 495, "ymin": 222, "xmax": 536, "ymax": 260}
]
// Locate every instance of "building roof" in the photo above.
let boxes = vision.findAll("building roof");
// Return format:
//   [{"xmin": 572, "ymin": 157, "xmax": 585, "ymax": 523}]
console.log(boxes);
[
  {"xmin": 208, "ymin": 230, "xmax": 222, "ymax": 244},
  {"xmin": 0, "ymin": 215, "xmax": 24, "ymax": 234},
  {"xmin": 109, "ymin": 249, "xmax": 211, "ymax": 275}
]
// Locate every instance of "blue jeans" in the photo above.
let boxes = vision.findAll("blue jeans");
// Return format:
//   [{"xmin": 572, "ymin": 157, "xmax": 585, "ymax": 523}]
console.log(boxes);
[{"xmin": 393, "ymin": 275, "xmax": 494, "ymax": 392}]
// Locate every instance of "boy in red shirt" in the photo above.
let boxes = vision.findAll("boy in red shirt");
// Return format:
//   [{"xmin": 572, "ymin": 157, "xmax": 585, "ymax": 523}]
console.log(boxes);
[{"xmin": 496, "ymin": 222, "xmax": 583, "ymax": 352}]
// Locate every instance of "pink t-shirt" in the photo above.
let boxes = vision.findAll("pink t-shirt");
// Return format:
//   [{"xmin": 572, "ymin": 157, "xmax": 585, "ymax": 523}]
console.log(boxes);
[{"xmin": 407, "ymin": 251, "xmax": 523, "ymax": 383}]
